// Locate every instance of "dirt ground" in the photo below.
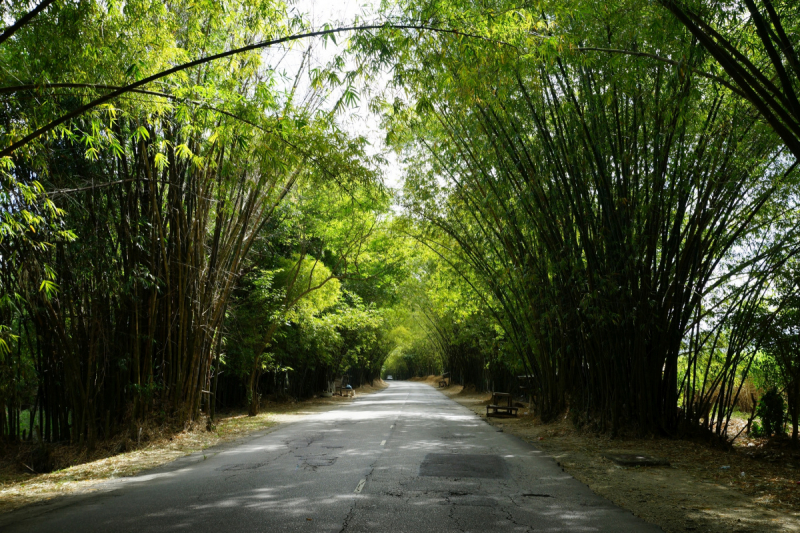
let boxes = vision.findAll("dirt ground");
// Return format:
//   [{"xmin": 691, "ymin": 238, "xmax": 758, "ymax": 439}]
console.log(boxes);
[
  {"xmin": 412, "ymin": 376, "xmax": 800, "ymax": 533},
  {"xmin": 0, "ymin": 380, "xmax": 387, "ymax": 515}
]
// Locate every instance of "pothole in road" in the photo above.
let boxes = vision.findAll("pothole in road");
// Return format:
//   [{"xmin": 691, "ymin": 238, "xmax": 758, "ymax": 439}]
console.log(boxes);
[{"xmin": 419, "ymin": 453, "xmax": 509, "ymax": 479}]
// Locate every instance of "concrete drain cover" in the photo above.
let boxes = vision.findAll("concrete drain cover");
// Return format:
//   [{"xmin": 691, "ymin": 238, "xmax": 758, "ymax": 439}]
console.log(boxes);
[
  {"xmin": 604, "ymin": 453, "xmax": 669, "ymax": 467},
  {"xmin": 419, "ymin": 453, "xmax": 508, "ymax": 479},
  {"xmin": 216, "ymin": 462, "xmax": 267, "ymax": 471}
]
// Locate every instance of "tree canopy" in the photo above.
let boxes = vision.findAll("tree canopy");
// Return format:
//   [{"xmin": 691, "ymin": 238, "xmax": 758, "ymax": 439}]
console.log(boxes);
[{"xmin": 1, "ymin": 0, "xmax": 799, "ymax": 448}]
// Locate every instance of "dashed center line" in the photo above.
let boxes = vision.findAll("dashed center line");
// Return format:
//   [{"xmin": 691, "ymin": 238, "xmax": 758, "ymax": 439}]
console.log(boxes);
[{"xmin": 354, "ymin": 479, "xmax": 366, "ymax": 493}]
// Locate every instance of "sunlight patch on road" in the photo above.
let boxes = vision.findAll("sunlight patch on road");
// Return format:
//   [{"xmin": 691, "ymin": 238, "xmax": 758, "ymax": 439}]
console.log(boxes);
[{"xmin": 354, "ymin": 479, "xmax": 366, "ymax": 493}]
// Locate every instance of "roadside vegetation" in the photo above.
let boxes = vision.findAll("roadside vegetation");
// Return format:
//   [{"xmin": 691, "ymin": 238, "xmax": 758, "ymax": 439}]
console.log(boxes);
[{"xmin": 1, "ymin": 0, "xmax": 799, "ymax": 520}]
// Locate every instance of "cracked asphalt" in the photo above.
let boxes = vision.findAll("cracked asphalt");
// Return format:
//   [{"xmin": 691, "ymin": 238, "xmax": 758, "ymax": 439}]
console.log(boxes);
[{"xmin": 0, "ymin": 382, "xmax": 661, "ymax": 532}]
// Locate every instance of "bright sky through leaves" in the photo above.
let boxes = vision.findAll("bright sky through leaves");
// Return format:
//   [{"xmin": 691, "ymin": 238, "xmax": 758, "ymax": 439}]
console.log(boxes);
[{"xmin": 287, "ymin": 0, "xmax": 402, "ymax": 190}]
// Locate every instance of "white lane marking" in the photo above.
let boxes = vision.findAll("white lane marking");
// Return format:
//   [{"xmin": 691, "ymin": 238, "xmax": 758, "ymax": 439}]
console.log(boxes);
[
  {"xmin": 354, "ymin": 479, "xmax": 366, "ymax": 493},
  {"xmin": 380, "ymin": 440, "xmax": 386, "ymax": 446}
]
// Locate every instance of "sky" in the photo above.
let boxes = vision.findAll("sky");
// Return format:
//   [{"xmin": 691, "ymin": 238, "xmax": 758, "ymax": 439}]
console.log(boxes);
[{"xmin": 277, "ymin": 0, "xmax": 405, "ymax": 190}]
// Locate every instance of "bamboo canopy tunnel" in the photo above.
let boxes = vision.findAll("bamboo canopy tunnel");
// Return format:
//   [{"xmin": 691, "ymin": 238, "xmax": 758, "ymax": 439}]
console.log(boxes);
[{"xmin": 1, "ymin": 0, "xmax": 800, "ymax": 447}]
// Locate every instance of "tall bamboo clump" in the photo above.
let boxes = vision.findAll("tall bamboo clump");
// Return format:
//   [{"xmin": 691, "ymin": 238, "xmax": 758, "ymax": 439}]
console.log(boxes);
[
  {"xmin": 7, "ymin": 111, "xmax": 306, "ymax": 446},
  {"xmin": 396, "ymin": 30, "xmax": 791, "ymax": 434}
]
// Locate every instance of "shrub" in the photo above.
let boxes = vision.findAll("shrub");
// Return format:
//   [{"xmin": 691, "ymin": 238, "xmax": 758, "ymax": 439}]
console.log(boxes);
[{"xmin": 756, "ymin": 388, "xmax": 786, "ymax": 437}]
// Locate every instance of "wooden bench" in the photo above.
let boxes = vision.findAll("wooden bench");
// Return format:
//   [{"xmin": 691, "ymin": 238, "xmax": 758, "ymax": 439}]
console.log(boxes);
[
  {"xmin": 439, "ymin": 372, "xmax": 450, "ymax": 388},
  {"xmin": 487, "ymin": 392, "xmax": 518, "ymax": 417},
  {"xmin": 334, "ymin": 376, "xmax": 354, "ymax": 397}
]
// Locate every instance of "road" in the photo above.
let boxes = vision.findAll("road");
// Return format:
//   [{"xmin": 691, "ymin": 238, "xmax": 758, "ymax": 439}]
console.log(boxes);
[{"xmin": 0, "ymin": 382, "xmax": 661, "ymax": 532}]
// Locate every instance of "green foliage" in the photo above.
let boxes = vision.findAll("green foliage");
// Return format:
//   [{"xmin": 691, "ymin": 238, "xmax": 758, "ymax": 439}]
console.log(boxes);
[
  {"xmin": 0, "ymin": 0, "xmax": 402, "ymax": 437},
  {"xmin": 356, "ymin": 0, "xmax": 796, "ymax": 433},
  {"xmin": 756, "ymin": 388, "xmax": 786, "ymax": 437},
  {"xmin": 4, "ymin": 0, "xmax": 800, "ymax": 444},
  {"xmin": 377, "ymin": 237, "xmax": 511, "ymax": 387},
  {"xmin": 751, "ymin": 259, "xmax": 800, "ymax": 441},
  {"xmin": 751, "ymin": 353, "xmax": 784, "ymax": 393},
  {"xmin": 277, "ymin": 255, "xmax": 342, "ymax": 320}
]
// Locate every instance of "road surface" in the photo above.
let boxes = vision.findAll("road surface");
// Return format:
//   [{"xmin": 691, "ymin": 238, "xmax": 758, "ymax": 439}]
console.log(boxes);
[{"xmin": 0, "ymin": 381, "xmax": 661, "ymax": 532}]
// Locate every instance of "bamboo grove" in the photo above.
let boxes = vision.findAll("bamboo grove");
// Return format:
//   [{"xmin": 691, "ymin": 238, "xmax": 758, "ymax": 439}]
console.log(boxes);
[
  {"xmin": 0, "ymin": 0, "xmax": 397, "ymax": 448},
  {"xmin": 365, "ymin": 0, "xmax": 800, "ymax": 437},
  {"xmin": 2, "ymin": 0, "xmax": 800, "ymax": 449}
]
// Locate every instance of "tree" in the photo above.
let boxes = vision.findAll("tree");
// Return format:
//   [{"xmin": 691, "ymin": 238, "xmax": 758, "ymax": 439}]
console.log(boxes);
[
  {"xmin": 0, "ymin": 0, "xmax": 388, "ymax": 443},
  {"xmin": 367, "ymin": 0, "xmax": 795, "ymax": 434},
  {"xmin": 759, "ymin": 265, "xmax": 800, "ymax": 444},
  {"xmin": 657, "ymin": 0, "xmax": 800, "ymax": 158}
]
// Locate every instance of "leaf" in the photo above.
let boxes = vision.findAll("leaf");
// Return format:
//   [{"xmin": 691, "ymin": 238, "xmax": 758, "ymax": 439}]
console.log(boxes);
[{"xmin": 39, "ymin": 280, "xmax": 60, "ymax": 299}]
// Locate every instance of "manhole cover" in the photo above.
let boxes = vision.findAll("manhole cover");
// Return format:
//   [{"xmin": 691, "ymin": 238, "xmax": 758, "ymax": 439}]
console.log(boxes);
[
  {"xmin": 603, "ymin": 453, "xmax": 669, "ymax": 467},
  {"xmin": 419, "ymin": 454, "xmax": 508, "ymax": 479},
  {"xmin": 216, "ymin": 462, "xmax": 267, "ymax": 471}
]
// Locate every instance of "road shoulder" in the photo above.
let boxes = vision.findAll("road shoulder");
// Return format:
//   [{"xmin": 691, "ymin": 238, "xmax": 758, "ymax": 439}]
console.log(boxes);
[
  {"xmin": 420, "ymin": 378, "xmax": 800, "ymax": 533},
  {"xmin": 0, "ymin": 381, "xmax": 387, "ymax": 516}
]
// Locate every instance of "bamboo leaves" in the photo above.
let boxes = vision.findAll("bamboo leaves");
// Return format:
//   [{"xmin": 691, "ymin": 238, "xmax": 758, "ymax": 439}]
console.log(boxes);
[{"xmin": 383, "ymin": 0, "xmax": 792, "ymax": 433}]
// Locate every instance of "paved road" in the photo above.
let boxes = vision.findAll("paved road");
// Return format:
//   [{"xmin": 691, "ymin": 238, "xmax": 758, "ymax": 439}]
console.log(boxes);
[{"xmin": 1, "ymin": 382, "xmax": 661, "ymax": 532}]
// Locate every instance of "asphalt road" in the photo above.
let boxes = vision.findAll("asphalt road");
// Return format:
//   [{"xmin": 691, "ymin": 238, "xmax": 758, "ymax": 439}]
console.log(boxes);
[{"xmin": 0, "ymin": 382, "xmax": 661, "ymax": 532}]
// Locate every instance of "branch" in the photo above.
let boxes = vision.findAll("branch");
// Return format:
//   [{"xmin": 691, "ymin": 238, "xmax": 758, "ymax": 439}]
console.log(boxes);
[
  {"xmin": 0, "ymin": 0, "xmax": 56, "ymax": 46},
  {"xmin": 45, "ymin": 177, "xmax": 145, "ymax": 196},
  {"xmin": 577, "ymin": 47, "xmax": 747, "ymax": 99},
  {"xmin": 5, "ymin": 83, "xmax": 370, "ymax": 196},
  {"xmin": 0, "ymin": 22, "xmax": 508, "ymax": 158},
  {"xmin": 657, "ymin": 0, "xmax": 800, "ymax": 157},
  {"xmin": 0, "ymin": 82, "xmax": 273, "ymax": 135}
]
